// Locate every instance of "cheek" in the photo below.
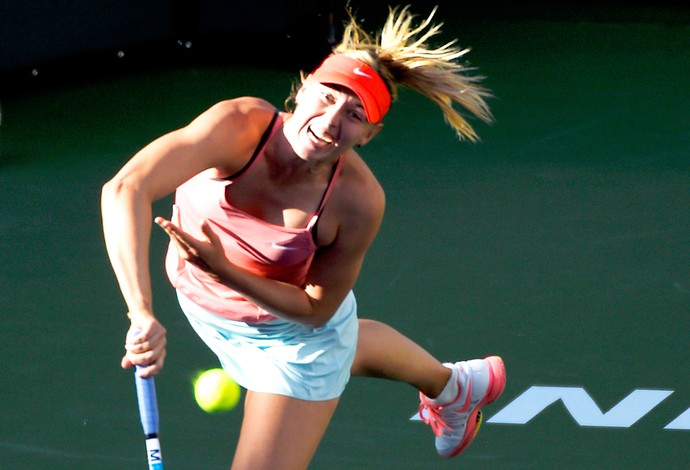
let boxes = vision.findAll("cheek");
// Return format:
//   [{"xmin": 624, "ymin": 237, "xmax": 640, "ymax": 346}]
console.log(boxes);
[{"xmin": 343, "ymin": 125, "xmax": 373, "ymax": 147}]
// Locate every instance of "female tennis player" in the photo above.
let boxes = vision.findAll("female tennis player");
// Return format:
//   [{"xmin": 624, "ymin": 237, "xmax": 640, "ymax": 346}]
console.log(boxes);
[{"xmin": 102, "ymin": 6, "xmax": 505, "ymax": 468}]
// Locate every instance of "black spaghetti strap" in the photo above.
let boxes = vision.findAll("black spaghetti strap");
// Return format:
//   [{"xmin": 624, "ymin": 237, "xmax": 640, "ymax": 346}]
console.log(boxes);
[
  {"xmin": 308, "ymin": 157, "xmax": 343, "ymax": 242},
  {"xmin": 221, "ymin": 110, "xmax": 279, "ymax": 181},
  {"xmin": 314, "ymin": 157, "xmax": 342, "ymax": 217}
]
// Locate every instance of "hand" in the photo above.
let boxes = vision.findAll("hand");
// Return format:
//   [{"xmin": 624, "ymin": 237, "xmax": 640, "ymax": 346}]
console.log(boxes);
[
  {"xmin": 122, "ymin": 312, "xmax": 167, "ymax": 378},
  {"xmin": 154, "ymin": 205, "xmax": 226, "ymax": 281}
]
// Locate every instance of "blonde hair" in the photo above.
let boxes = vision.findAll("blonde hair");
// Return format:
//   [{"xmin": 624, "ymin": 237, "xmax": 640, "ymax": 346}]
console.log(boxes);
[{"xmin": 288, "ymin": 5, "xmax": 493, "ymax": 142}]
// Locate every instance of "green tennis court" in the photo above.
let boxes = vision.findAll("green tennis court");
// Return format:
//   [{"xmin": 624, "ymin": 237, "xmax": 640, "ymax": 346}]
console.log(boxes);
[{"xmin": 1, "ymin": 3, "xmax": 688, "ymax": 468}]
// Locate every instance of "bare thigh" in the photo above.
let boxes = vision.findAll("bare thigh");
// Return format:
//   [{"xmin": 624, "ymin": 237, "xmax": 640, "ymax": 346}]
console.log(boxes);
[{"xmin": 231, "ymin": 390, "xmax": 340, "ymax": 470}]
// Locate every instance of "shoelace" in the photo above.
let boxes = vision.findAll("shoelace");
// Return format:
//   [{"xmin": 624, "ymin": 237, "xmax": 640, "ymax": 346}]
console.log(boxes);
[
  {"xmin": 419, "ymin": 401, "xmax": 453, "ymax": 437},
  {"xmin": 419, "ymin": 378, "xmax": 474, "ymax": 437}
]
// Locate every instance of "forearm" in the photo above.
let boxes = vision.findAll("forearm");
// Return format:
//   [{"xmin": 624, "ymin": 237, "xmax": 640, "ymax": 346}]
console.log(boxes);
[
  {"xmin": 215, "ymin": 261, "xmax": 332, "ymax": 327},
  {"xmin": 101, "ymin": 181, "xmax": 155, "ymax": 319},
  {"xmin": 154, "ymin": 216, "xmax": 351, "ymax": 328}
]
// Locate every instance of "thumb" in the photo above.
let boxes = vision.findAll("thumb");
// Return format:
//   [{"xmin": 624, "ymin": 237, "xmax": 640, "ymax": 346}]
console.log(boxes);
[{"xmin": 172, "ymin": 204, "xmax": 181, "ymax": 227}]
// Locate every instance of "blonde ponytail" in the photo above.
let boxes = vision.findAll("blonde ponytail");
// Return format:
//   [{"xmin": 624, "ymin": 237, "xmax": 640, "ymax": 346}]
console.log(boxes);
[{"xmin": 335, "ymin": 6, "xmax": 493, "ymax": 142}]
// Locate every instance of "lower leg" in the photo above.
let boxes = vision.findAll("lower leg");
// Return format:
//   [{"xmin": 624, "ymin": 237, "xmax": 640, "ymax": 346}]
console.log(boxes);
[
  {"xmin": 351, "ymin": 319, "xmax": 506, "ymax": 459},
  {"xmin": 351, "ymin": 318, "xmax": 452, "ymax": 398},
  {"xmin": 231, "ymin": 391, "xmax": 339, "ymax": 470}
]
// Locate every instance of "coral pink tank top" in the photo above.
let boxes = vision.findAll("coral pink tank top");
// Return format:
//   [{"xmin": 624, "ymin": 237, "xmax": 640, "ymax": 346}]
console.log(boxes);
[{"xmin": 165, "ymin": 111, "xmax": 343, "ymax": 323}]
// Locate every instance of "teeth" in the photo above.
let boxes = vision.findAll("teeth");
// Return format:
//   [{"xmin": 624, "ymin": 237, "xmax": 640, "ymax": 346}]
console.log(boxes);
[{"xmin": 309, "ymin": 126, "xmax": 334, "ymax": 144}]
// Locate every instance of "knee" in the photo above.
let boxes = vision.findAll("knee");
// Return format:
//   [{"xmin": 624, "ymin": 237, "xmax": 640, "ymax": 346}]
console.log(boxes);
[{"xmin": 352, "ymin": 319, "xmax": 391, "ymax": 376}]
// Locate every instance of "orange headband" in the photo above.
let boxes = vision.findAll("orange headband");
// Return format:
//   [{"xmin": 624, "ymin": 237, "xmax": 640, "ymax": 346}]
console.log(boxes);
[{"xmin": 310, "ymin": 55, "xmax": 391, "ymax": 123}]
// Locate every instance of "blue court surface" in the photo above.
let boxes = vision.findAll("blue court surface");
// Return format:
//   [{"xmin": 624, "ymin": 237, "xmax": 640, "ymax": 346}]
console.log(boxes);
[{"xmin": 1, "ymin": 2, "xmax": 688, "ymax": 469}]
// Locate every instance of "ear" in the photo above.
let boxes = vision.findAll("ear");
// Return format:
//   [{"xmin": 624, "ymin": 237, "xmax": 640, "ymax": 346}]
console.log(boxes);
[{"xmin": 357, "ymin": 122, "xmax": 384, "ymax": 147}]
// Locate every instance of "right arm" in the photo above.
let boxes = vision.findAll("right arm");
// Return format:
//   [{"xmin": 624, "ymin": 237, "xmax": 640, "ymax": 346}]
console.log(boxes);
[{"xmin": 101, "ymin": 98, "xmax": 275, "ymax": 377}]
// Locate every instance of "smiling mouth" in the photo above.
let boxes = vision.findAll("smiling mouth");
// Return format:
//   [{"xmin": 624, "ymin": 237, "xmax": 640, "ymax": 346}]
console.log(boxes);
[{"xmin": 308, "ymin": 126, "xmax": 335, "ymax": 145}]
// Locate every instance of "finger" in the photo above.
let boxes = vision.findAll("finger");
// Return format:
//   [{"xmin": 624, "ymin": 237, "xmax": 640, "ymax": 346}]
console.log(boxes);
[
  {"xmin": 121, "ymin": 354, "xmax": 134, "ymax": 369},
  {"xmin": 154, "ymin": 216, "xmax": 178, "ymax": 237},
  {"xmin": 156, "ymin": 219, "xmax": 196, "ymax": 255},
  {"xmin": 153, "ymin": 216, "xmax": 168, "ymax": 226},
  {"xmin": 172, "ymin": 204, "xmax": 181, "ymax": 227},
  {"xmin": 125, "ymin": 339, "xmax": 149, "ymax": 354},
  {"xmin": 136, "ymin": 360, "xmax": 163, "ymax": 378},
  {"xmin": 135, "ymin": 364, "xmax": 156, "ymax": 378},
  {"xmin": 156, "ymin": 217, "xmax": 193, "ymax": 248},
  {"xmin": 200, "ymin": 219, "xmax": 220, "ymax": 244},
  {"xmin": 126, "ymin": 324, "xmax": 166, "ymax": 348},
  {"xmin": 171, "ymin": 233, "xmax": 198, "ymax": 262},
  {"xmin": 126, "ymin": 326, "xmax": 151, "ymax": 347},
  {"xmin": 155, "ymin": 211, "xmax": 182, "ymax": 235},
  {"xmin": 134, "ymin": 348, "xmax": 166, "ymax": 378},
  {"xmin": 126, "ymin": 348, "xmax": 157, "ymax": 369}
]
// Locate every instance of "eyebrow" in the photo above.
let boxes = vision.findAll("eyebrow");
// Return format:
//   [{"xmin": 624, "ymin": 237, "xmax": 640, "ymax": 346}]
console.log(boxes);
[{"xmin": 318, "ymin": 83, "xmax": 365, "ymax": 109}]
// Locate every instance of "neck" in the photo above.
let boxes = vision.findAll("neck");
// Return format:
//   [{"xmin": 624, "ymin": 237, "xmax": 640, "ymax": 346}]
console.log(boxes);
[{"xmin": 264, "ymin": 129, "xmax": 340, "ymax": 184}]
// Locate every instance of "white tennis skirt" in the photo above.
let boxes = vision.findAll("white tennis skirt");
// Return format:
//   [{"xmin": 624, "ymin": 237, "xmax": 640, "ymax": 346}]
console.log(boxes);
[{"xmin": 177, "ymin": 290, "xmax": 358, "ymax": 401}]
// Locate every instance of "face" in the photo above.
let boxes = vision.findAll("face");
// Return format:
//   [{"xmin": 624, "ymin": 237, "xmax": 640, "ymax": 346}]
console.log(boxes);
[{"xmin": 283, "ymin": 80, "xmax": 382, "ymax": 162}]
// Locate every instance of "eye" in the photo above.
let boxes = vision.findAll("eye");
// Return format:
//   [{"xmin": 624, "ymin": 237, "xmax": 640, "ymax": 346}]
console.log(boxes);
[
  {"xmin": 320, "ymin": 90, "xmax": 336, "ymax": 104},
  {"xmin": 346, "ymin": 110, "xmax": 364, "ymax": 122}
]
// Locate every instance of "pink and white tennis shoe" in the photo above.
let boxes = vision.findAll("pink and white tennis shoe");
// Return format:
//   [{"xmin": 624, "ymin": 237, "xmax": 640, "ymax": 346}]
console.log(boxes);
[{"xmin": 419, "ymin": 356, "xmax": 506, "ymax": 458}]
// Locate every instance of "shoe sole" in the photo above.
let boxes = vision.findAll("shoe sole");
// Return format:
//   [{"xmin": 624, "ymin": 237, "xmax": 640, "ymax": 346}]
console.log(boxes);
[{"xmin": 444, "ymin": 355, "xmax": 506, "ymax": 458}]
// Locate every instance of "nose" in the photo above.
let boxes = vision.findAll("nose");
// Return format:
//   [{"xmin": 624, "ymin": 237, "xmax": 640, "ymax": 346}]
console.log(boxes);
[{"xmin": 322, "ymin": 103, "xmax": 344, "ymax": 129}]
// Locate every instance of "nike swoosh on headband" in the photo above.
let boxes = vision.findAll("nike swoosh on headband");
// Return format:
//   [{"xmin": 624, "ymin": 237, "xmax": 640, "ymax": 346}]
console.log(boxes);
[{"xmin": 353, "ymin": 67, "xmax": 372, "ymax": 79}]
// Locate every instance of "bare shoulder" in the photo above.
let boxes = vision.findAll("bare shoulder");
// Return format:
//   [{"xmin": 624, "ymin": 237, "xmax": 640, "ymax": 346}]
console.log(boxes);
[
  {"xmin": 314, "ymin": 151, "xmax": 384, "ymax": 250},
  {"xmin": 184, "ymin": 97, "xmax": 278, "ymax": 173},
  {"xmin": 334, "ymin": 150, "xmax": 386, "ymax": 232},
  {"xmin": 206, "ymin": 96, "xmax": 276, "ymax": 116},
  {"xmin": 191, "ymin": 97, "xmax": 277, "ymax": 135}
]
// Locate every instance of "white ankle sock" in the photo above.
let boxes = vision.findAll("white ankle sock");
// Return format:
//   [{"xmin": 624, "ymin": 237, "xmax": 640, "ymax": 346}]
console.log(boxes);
[{"xmin": 429, "ymin": 364, "xmax": 460, "ymax": 405}]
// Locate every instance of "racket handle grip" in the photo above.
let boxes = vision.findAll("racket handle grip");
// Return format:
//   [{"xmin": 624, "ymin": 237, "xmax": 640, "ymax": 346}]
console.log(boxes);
[{"xmin": 135, "ymin": 365, "xmax": 160, "ymax": 437}]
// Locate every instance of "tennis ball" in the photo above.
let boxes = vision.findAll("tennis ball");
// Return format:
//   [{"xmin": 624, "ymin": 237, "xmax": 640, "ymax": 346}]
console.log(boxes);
[{"xmin": 193, "ymin": 368, "xmax": 241, "ymax": 413}]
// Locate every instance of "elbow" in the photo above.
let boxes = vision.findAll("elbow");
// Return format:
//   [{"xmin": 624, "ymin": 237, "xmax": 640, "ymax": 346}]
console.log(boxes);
[
  {"xmin": 285, "ymin": 313, "xmax": 328, "ymax": 329},
  {"xmin": 101, "ymin": 179, "xmax": 118, "ymax": 212},
  {"xmin": 101, "ymin": 175, "xmax": 126, "ymax": 201},
  {"xmin": 100, "ymin": 177, "xmax": 154, "ymax": 229},
  {"xmin": 283, "ymin": 308, "xmax": 333, "ymax": 329},
  {"xmin": 308, "ymin": 317, "xmax": 330, "ymax": 329},
  {"xmin": 101, "ymin": 178, "xmax": 128, "ymax": 216},
  {"xmin": 297, "ymin": 292, "xmax": 343, "ymax": 328},
  {"xmin": 305, "ymin": 307, "xmax": 338, "ymax": 329},
  {"xmin": 101, "ymin": 176, "xmax": 145, "ymax": 211},
  {"xmin": 101, "ymin": 178, "xmax": 117, "ymax": 203}
]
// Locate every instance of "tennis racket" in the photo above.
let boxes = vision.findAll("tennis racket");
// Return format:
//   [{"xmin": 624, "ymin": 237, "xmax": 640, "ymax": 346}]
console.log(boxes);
[{"xmin": 134, "ymin": 365, "xmax": 163, "ymax": 469}]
